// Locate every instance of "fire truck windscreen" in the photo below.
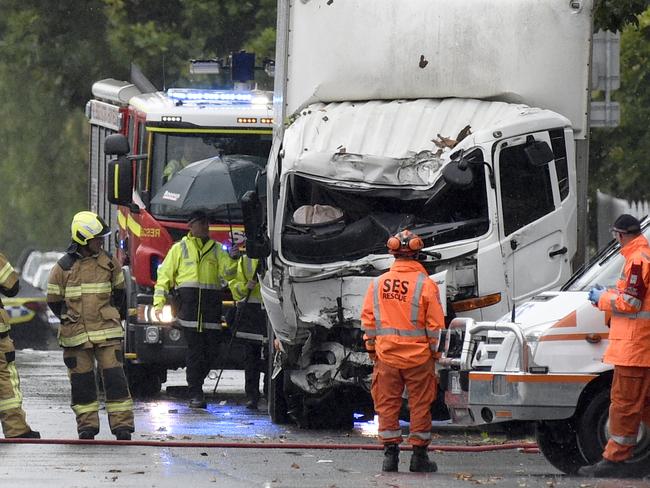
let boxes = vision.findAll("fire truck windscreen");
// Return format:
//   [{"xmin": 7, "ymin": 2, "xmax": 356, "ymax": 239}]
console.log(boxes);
[{"xmin": 148, "ymin": 131, "xmax": 271, "ymax": 221}]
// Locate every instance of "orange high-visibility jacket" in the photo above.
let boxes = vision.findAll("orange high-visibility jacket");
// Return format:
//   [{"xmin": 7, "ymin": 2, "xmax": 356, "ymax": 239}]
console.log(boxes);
[
  {"xmin": 598, "ymin": 234, "xmax": 650, "ymax": 367},
  {"xmin": 361, "ymin": 259, "xmax": 445, "ymax": 369}
]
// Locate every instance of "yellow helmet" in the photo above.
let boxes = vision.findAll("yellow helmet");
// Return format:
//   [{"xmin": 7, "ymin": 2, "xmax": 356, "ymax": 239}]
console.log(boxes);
[{"xmin": 70, "ymin": 211, "xmax": 110, "ymax": 246}]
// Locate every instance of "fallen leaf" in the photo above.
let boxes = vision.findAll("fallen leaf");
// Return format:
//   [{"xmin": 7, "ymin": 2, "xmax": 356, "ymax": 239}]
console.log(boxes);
[
  {"xmin": 108, "ymin": 469, "xmax": 121, "ymax": 473},
  {"xmin": 419, "ymin": 54, "xmax": 429, "ymax": 68},
  {"xmin": 455, "ymin": 472, "xmax": 475, "ymax": 481},
  {"xmin": 291, "ymin": 463, "xmax": 300, "ymax": 469},
  {"xmin": 200, "ymin": 452, "xmax": 208, "ymax": 457}
]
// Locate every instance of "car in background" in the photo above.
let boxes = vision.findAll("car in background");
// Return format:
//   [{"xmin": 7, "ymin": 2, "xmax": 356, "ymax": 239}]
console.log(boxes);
[
  {"xmin": 21, "ymin": 251, "xmax": 63, "ymax": 288},
  {"xmin": 4, "ymin": 279, "xmax": 56, "ymax": 350}
]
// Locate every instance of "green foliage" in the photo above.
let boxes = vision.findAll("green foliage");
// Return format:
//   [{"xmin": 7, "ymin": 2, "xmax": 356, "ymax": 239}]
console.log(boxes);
[
  {"xmin": 0, "ymin": 1, "xmax": 276, "ymax": 261},
  {"xmin": 594, "ymin": 0, "xmax": 649, "ymax": 31},
  {"xmin": 590, "ymin": 8, "xmax": 650, "ymax": 201}
]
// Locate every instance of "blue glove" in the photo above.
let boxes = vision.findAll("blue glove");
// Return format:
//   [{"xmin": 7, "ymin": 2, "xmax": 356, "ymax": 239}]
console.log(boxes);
[{"xmin": 588, "ymin": 286, "xmax": 605, "ymax": 305}]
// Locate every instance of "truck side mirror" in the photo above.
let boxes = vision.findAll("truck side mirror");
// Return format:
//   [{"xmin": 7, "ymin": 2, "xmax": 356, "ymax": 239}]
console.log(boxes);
[
  {"xmin": 104, "ymin": 134, "xmax": 130, "ymax": 156},
  {"xmin": 241, "ymin": 190, "xmax": 270, "ymax": 258},
  {"xmin": 442, "ymin": 159, "xmax": 474, "ymax": 188},
  {"xmin": 107, "ymin": 156, "xmax": 134, "ymax": 206},
  {"xmin": 524, "ymin": 140, "xmax": 554, "ymax": 166}
]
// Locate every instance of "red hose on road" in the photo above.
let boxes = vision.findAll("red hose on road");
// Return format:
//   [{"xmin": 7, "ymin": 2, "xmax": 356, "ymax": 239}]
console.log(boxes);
[{"xmin": 0, "ymin": 437, "xmax": 539, "ymax": 452}]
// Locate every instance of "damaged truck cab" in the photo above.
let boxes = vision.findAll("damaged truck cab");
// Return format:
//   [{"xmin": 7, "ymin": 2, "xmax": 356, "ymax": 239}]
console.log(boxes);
[{"xmin": 245, "ymin": 0, "xmax": 593, "ymax": 427}]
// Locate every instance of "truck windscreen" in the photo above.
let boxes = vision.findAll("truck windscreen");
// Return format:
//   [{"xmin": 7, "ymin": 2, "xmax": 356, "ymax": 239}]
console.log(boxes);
[{"xmin": 281, "ymin": 165, "xmax": 489, "ymax": 264}]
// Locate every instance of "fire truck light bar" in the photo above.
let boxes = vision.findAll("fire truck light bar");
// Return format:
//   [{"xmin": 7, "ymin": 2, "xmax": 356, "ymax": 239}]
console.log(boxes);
[
  {"xmin": 162, "ymin": 116, "xmax": 182, "ymax": 122},
  {"xmin": 168, "ymin": 88, "xmax": 259, "ymax": 105},
  {"xmin": 260, "ymin": 118, "xmax": 273, "ymax": 124},
  {"xmin": 238, "ymin": 118, "xmax": 258, "ymax": 124}
]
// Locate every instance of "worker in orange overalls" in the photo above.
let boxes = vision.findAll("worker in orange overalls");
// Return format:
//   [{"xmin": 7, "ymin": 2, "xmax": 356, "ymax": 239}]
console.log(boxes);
[
  {"xmin": 361, "ymin": 229, "xmax": 444, "ymax": 473},
  {"xmin": 580, "ymin": 214, "xmax": 650, "ymax": 478}
]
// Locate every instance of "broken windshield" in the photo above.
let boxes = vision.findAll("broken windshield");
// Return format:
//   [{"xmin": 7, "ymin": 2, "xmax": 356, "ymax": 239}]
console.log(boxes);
[{"xmin": 281, "ymin": 152, "xmax": 489, "ymax": 264}]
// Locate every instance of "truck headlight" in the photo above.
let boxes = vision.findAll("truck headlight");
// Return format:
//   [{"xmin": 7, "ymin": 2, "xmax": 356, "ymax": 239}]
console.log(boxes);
[{"xmin": 138, "ymin": 304, "xmax": 175, "ymax": 324}]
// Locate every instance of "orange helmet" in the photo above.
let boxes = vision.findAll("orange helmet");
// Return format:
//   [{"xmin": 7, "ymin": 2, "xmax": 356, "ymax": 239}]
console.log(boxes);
[{"xmin": 386, "ymin": 229, "xmax": 423, "ymax": 256}]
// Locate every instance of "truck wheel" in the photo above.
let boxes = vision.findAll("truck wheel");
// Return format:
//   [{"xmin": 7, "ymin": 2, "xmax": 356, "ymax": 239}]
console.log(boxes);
[
  {"xmin": 127, "ymin": 363, "xmax": 162, "ymax": 398},
  {"xmin": 576, "ymin": 387, "xmax": 650, "ymax": 477},
  {"xmin": 535, "ymin": 419, "xmax": 586, "ymax": 474},
  {"xmin": 296, "ymin": 392, "xmax": 354, "ymax": 430},
  {"xmin": 268, "ymin": 369, "xmax": 290, "ymax": 424},
  {"xmin": 267, "ymin": 325, "xmax": 290, "ymax": 424}
]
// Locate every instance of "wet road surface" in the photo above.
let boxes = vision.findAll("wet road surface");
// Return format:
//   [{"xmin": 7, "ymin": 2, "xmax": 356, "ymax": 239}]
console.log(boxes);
[{"xmin": 4, "ymin": 349, "xmax": 650, "ymax": 487}]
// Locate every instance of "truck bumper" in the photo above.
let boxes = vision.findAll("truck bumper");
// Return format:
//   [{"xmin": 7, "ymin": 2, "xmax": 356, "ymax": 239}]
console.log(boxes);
[{"xmin": 125, "ymin": 322, "xmax": 187, "ymax": 366}]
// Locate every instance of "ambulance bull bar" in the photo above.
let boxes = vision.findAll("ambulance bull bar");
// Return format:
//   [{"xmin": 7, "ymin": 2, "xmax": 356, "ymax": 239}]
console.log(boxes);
[
  {"xmin": 438, "ymin": 317, "xmax": 529, "ymax": 373},
  {"xmin": 436, "ymin": 318, "xmax": 593, "ymax": 425}
]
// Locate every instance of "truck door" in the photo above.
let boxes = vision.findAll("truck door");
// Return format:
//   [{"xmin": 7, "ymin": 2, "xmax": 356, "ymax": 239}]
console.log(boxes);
[{"xmin": 495, "ymin": 130, "xmax": 573, "ymax": 305}]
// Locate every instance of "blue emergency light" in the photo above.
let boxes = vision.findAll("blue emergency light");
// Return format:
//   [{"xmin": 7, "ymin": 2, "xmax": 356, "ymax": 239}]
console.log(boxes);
[{"xmin": 167, "ymin": 88, "xmax": 254, "ymax": 105}]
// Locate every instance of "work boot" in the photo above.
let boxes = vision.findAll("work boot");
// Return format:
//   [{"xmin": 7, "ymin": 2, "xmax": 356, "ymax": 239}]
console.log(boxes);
[
  {"xmin": 246, "ymin": 398, "xmax": 259, "ymax": 410},
  {"xmin": 8, "ymin": 430, "xmax": 41, "ymax": 439},
  {"xmin": 189, "ymin": 395, "xmax": 207, "ymax": 409},
  {"xmin": 409, "ymin": 446, "xmax": 437, "ymax": 472},
  {"xmin": 114, "ymin": 429, "xmax": 132, "ymax": 441},
  {"xmin": 382, "ymin": 444, "xmax": 400, "ymax": 472},
  {"xmin": 78, "ymin": 430, "xmax": 97, "ymax": 440},
  {"xmin": 578, "ymin": 458, "xmax": 628, "ymax": 478}
]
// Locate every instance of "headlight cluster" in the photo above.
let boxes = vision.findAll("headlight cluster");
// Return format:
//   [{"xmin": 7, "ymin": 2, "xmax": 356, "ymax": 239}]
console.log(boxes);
[{"xmin": 137, "ymin": 304, "xmax": 175, "ymax": 324}]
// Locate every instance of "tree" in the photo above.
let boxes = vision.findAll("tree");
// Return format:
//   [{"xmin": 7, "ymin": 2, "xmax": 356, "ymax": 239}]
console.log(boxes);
[
  {"xmin": 590, "ymin": 8, "xmax": 650, "ymax": 202},
  {"xmin": 0, "ymin": 0, "xmax": 277, "ymax": 261}
]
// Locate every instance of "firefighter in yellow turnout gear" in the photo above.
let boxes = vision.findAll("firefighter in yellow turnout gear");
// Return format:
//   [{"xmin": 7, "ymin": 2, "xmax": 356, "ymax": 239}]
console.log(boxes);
[
  {"xmin": 47, "ymin": 211, "xmax": 134, "ymax": 440},
  {"xmin": 0, "ymin": 253, "xmax": 40, "ymax": 439}
]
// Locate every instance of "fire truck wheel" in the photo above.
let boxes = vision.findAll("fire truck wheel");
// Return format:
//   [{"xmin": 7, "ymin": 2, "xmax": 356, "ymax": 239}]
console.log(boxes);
[
  {"xmin": 535, "ymin": 419, "xmax": 586, "ymax": 474},
  {"xmin": 577, "ymin": 387, "xmax": 650, "ymax": 477}
]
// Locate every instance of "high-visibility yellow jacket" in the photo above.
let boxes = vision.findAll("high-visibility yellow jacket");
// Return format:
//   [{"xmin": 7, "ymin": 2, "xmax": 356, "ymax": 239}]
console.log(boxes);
[
  {"xmin": 228, "ymin": 257, "xmax": 261, "ymax": 303},
  {"xmin": 361, "ymin": 259, "xmax": 445, "ymax": 369},
  {"xmin": 0, "ymin": 253, "xmax": 19, "ymax": 333},
  {"xmin": 598, "ymin": 234, "xmax": 650, "ymax": 367},
  {"xmin": 47, "ymin": 251, "xmax": 125, "ymax": 348},
  {"xmin": 154, "ymin": 234, "xmax": 236, "ymax": 330}
]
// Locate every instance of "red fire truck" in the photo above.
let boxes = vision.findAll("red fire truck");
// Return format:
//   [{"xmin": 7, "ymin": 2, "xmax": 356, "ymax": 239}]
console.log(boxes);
[{"xmin": 86, "ymin": 72, "xmax": 273, "ymax": 395}]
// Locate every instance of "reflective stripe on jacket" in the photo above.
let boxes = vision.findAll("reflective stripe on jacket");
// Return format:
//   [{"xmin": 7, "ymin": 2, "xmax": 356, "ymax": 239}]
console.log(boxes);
[
  {"xmin": 0, "ymin": 253, "xmax": 18, "ymax": 333},
  {"xmin": 47, "ymin": 251, "xmax": 125, "ymax": 348},
  {"xmin": 154, "ymin": 234, "xmax": 235, "ymax": 330},
  {"xmin": 228, "ymin": 257, "xmax": 261, "ymax": 303},
  {"xmin": 361, "ymin": 259, "xmax": 445, "ymax": 369},
  {"xmin": 598, "ymin": 234, "xmax": 650, "ymax": 367}
]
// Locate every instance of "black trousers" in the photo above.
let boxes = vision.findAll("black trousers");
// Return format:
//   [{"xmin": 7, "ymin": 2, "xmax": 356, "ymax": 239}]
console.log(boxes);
[
  {"xmin": 184, "ymin": 328, "xmax": 220, "ymax": 398},
  {"xmin": 234, "ymin": 303, "xmax": 267, "ymax": 401}
]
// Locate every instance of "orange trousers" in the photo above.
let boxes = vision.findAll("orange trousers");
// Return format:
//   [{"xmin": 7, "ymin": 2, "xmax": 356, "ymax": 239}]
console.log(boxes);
[
  {"xmin": 371, "ymin": 357, "xmax": 436, "ymax": 447},
  {"xmin": 603, "ymin": 365, "xmax": 650, "ymax": 462}
]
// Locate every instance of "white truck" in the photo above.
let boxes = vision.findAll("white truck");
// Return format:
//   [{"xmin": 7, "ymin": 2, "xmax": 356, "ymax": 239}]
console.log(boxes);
[
  {"xmin": 437, "ymin": 218, "xmax": 650, "ymax": 475},
  {"xmin": 242, "ymin": 0, "xmax": 593, "ymax": 428}
]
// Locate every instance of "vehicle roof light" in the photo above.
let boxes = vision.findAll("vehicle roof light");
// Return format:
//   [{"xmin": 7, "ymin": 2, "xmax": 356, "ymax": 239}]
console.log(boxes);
[{"xmin": 167, "ymin": 88, "xmax": 254, "ymax": 106}]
